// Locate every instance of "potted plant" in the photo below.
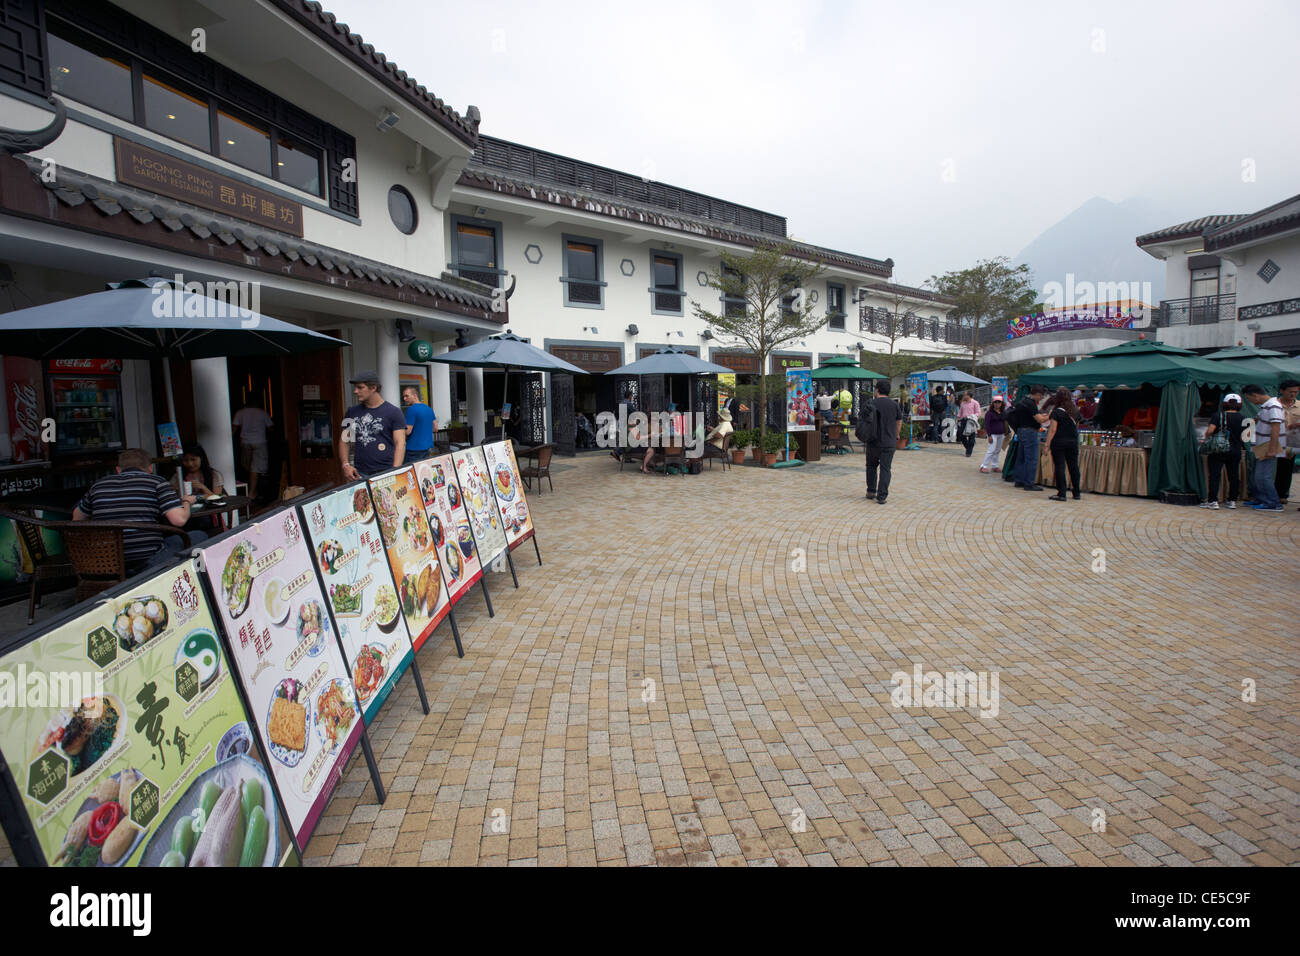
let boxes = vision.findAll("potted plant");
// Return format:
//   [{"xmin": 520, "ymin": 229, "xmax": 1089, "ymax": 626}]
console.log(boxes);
[
  {"xmin": 730, "ymin": 429, "xmax": 749, "ymax": 465},
  {"xmin": 762, "ymin": 431, "xmax": 783, "ymax": 466}
]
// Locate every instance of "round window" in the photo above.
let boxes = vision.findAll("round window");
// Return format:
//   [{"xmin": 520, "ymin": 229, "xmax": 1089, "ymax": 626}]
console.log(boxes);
[{"xmin": 387, "ymin": 185, "xmax": 417, "ymax": 234}]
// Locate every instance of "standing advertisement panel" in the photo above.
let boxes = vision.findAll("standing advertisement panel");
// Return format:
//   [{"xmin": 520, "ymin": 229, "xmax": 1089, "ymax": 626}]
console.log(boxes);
[
  {"xmin": 367, "ymin": 465, "xmax": 449, "ymax": 651},
  {"xmin": 785, "ymin": 368, "xmax": 815, "ymax": 431},
  {"xmin": 452, "ymin": 446, "xmax": 508, "ymax": 567},
  {"xmin": 991, "ymin": 376, "xmax": 1009, "ymax": 401},
  {"xmin": 482, "ymin": 441, "xmax": 534, "ymax": 549},
  {"xmin": 908, "ymin": 372, "xmax": 931, "ymax": 422},
  {"xmin": 0, "ymin": 563, "xmax": 286, "ymax": 867},
  {"xmin": 413, "ymin": 455, "xmax": 483, "ymax": 604},
  {"xmin": 199, "ymin": 509, "xmax": 362, "ymax": 849},
  {"xmin": 300, "ymin": 484, "xmax": 416, "ymax": 723}
]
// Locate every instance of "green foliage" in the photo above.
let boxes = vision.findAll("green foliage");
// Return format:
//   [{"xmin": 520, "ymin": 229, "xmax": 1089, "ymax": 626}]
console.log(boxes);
[
  {"xmin": 929, "ymin": 257, "xmax": 1037, "ymax": 372},
  {"xmin": 691, "ymin": 241, "xmax": 828, "ymax": 449},
  {"xmin": 761, "ymin": 431, "xmax": 785, "ymax": 454},
  {"xmin": 732, "ymin": 428, "xmax": 754, "ymax": 449}
]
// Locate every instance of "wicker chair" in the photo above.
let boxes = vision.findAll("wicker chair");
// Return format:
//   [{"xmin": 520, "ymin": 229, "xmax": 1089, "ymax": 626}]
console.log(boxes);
[
  {"xmin": 519, "ymin": 444, "xmax": 554, "ymax": 494},
  {"xmin": 705, "ymin": 433, "xmax": 733, "ymax": 472},
  {"xmin": 2, "ymin": 509, "xmax": 76, "ymax": 625},
  {"xmin": 0, "ymin": 509, "xmax": 191, "ymax": 605}
]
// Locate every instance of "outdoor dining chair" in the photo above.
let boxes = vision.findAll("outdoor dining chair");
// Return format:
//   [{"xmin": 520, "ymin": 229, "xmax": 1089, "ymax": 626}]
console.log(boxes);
[
  {"xmin": 1, "ymin": 508, "xmax": 76, "ymax": 625},
  {"xmin": 0, "ymin": 509, "xmax": 191, "ymax": 605},
  {"xmin": 706, "ymin": 433, "xmax": 733, "ymax": 472},
  {"xmin": 519, "ymin": 444, "xmax": 554, "ymax": 495}
]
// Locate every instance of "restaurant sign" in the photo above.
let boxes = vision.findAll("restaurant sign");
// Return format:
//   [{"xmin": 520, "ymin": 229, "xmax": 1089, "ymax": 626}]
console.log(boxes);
[
  {"xmin": 550, "ymin": 347, "xmax": 622, "ymax": 373},
  {"xmin": 114, "ymin": 138, "xmax": 304, "ymax": 238},
  {"xmin": 711, "ymin": 351, "xmax": 759, "ymax": 375},
  {"xmin": 771, "ymin": 354, "xmax": 812, "ymax": 373}
]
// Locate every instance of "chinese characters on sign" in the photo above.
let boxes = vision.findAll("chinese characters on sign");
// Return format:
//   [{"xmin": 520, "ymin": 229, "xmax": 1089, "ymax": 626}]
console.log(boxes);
[{"xmin": 114, "ymin": 138, "xmax": 305, "ymax": 237}]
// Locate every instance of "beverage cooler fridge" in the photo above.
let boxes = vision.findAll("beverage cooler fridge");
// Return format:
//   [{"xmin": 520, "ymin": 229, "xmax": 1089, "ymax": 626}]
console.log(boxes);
[{"xmin": 45, "ymin": 360, "xmax": 125, "ymax": 457}]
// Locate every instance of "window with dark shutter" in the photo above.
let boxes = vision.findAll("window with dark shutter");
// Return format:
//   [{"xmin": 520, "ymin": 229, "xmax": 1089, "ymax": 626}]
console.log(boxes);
[
  {"xmin": 563, "ymin": 238, "xmax": 604, "ymax": 307},
  {"xmin": 454, "ymin": 222, "xmax": 502, "ymax": 288},
  {"xmin": 650, "ymin": 252, "xmax": 684, "ymax": 315},
  {"xmin": 326, "ymin": 127, "xmax": 358, "ymax": 216}
]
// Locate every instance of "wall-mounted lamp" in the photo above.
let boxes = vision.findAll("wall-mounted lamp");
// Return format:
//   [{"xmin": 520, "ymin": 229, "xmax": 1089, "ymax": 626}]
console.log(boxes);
[
  {"xmin": 454, "ymin": 328, "xmax": 469, "ymax": 348},
  {"xmin": 584, "ymin": 326, "xmax": 599, "ymax": 334},
  {"xmin": 473, "ymin": 206, "xmax": 487, "ymax": 217},
  {"xmin": 395, "ymin": 318, "xmax": 416, "ymax": 342},
  {"xmin": 376, "ymin": 108, "xmax": 400, "ymax": 132},
  {"xmin": 626, "ymin": 324, "xmax": 639, "ymax": 335},
  {"xmin": 676, "ymin": 330, "xmax": 684, "ymax": 338},
  {"xmin": 701, "ymin": 329, "xmax": 713, "ymax": 340}
]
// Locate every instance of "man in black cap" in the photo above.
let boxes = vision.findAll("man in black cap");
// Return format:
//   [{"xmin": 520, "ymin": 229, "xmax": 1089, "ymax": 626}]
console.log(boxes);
[{"xmin": 339, "ymin": 369, "xmax": 406, "ymax": 480}]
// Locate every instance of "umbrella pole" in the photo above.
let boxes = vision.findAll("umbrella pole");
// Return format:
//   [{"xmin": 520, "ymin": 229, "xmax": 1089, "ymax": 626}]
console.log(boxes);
[
  {"xmin": 503, "ymin": 366, "xmax": 509, "ymax": 441},
  {"xmin": 161, "ymin": 357, "xmax": 178, "ymax": 428}
]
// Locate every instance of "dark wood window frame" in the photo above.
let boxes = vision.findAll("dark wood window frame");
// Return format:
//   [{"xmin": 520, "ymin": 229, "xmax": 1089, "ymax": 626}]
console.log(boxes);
[
  {"xmin": 39, "ymin": 8, "xmax": 350, "ymax": 211},
  {"xmin": 649, "ymin": 249, "xmax": 684, "ymax": 316}
]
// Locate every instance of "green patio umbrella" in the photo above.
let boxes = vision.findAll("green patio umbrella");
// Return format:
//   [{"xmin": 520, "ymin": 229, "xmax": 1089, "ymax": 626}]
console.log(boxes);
[{"xmin": 809, "ymin": 355, "xmax": 888, "ymax": 381}]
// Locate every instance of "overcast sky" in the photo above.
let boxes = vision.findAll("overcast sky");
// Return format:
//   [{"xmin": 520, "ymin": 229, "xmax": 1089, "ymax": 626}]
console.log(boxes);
[{"xmin": 323, "ymin": 0, "xmax": 1300, "ymax": 287}]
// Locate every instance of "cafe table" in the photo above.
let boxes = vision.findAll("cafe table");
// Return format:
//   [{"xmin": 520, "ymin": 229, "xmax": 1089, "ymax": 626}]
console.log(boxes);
[
  {"xmin": 187, "ymin": 495, "xmax": 251, "ymax": 528},
  {"xmin": 1037, "ymin": 444, "xmax": 1149, "ymax": 496}
]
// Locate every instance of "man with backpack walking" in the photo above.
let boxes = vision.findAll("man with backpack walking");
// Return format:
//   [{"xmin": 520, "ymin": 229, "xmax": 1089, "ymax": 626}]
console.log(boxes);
[{"xmin": 858, "ymin": 379, "xmax": 903, "ymax": 503}]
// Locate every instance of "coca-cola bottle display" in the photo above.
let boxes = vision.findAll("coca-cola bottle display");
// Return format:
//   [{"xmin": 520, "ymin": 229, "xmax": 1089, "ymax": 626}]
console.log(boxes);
[{"xmin": 45, "ymin": 360, "xmax": 125, "ymax": 456}]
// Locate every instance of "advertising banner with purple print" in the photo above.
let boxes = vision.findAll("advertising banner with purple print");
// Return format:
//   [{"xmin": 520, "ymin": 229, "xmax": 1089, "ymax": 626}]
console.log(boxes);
[{"xmin": 1007, "ymin": 309, "xmax": 1137, "ymax": 338}]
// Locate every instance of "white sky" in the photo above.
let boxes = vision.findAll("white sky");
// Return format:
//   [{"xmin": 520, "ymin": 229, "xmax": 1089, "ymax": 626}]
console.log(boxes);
[{"xmin": 322, "ymin": 0, "xmax": 1300, "ymax": 286}]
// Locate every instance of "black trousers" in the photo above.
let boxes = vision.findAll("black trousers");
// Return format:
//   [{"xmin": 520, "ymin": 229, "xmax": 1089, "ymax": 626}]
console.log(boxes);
[
  {"xmin": 1276, "ymin": 455, "xmax": 1294, "ymax": 500},
  {"xmin": 961, "ymin": 431, "xmax": 976, "ymax": 456},
  {"xmin": 865, "ymin": 445, "xmax": 895, "ymax": 499},
  {"xmin": 1207, "ymin": 449, "xmax": 1241, "ymax": 502},
  {"xmin": 1051, "ymin": 443, "xmax": 1080, "ymax": 497}
]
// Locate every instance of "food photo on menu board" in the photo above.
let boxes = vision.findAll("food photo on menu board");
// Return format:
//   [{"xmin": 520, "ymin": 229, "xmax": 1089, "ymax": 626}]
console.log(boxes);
[
  {"xmin": 482, "ymin": 441, "xmax": 535, "ymax": 549},
  {"xmin": 367, "ymin": 465, "xmax": 450, "ymax": 651},
  {"xmin": 301, "ymin": 484, "xmax": 417, "ymax": 722},
  {"xmin": 0, "ymin": 562, "xmax": 287, "ymax": 867},
  {"xmin": 413, "ymin": 454, "xmax": 484, "ymax": 606},
  {"xmin": 452, "ymin": 446, "xmax": 508, "ymax": 567},
  {"xmin": 198, "ymin": 508, "xmax": 363, "ymax": 848}
]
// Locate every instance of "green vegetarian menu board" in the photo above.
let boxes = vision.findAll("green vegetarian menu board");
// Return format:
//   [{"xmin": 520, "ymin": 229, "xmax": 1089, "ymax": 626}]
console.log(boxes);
[
  {"xmin": 301, "ymin": 483, "xmax": 416, "ymax": 723},
  {"xmin": 0, "ymin": 562, "xmax": 284, "ymax": 867},
  {"xmin": 483, "ymin": 440, "xmax": 535, "ymax": 549},
  {"xmin": 199, "ymin": 508, "xmax": 362, "ymax": 848},
  {"xmin": 452, "ymin": 445, "xmax": 508, "ymax": 567}
]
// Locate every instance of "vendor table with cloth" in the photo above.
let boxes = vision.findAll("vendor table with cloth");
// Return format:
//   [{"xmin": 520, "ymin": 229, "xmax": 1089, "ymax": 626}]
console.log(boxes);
[{"xmin": 1037, "ymin": 445, "xmax": 1149, "ymax": 496}]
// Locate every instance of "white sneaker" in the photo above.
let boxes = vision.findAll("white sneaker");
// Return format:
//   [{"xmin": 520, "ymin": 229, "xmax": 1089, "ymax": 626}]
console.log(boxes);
[
  {"xmin": 1226, "ymin": 501, "xmax": 1236, "ymax": 509},
  {"xmin": 1206, "ymin": 501, "xmax": 1219, "ymax": 510}
]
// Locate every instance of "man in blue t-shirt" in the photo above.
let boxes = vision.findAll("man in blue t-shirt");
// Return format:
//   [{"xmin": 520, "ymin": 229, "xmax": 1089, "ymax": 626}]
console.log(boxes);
[
  {"xmin": 401, "ymin": 385, "xmax": 437, "ymax": 465},
  {"xmin": 340, "ymin": 370, "xmax": 406, "ymax": 480}
]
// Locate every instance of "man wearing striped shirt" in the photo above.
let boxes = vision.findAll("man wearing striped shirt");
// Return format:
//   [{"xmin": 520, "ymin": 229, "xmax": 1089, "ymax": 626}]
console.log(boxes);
[{"xmin": 73, "ymin": 448, "xmax": 205, "ymax": 573}]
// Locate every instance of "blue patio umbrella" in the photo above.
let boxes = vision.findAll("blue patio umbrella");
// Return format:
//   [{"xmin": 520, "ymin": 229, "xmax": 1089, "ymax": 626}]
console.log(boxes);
[
  {"xmin": 923, "ymin": 365, "xmax": 990, "ymax": 385},
  {"xmin": 0, "ymin": 276, "xmax": 348, "ymax": 422},
  {"xmin": 605, "ymin": 346, "xmax": 732, "ymax": 419},
  {"xmin": 430, "ymin": 332, "xmax": 586, "ymax": 437}
]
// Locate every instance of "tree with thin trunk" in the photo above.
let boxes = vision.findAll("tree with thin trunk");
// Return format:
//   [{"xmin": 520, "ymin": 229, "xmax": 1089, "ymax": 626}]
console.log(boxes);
[
  {"xmin": 929, "ymin": 257, "xmax": 1037, "ymax": 373},
  {"xmin": 692, "ymin": 241, "xmax": 827, "ymax": 449},
  {"xmin": 865, "ymin": 286, "xmax": 922, "ymax": 382}
]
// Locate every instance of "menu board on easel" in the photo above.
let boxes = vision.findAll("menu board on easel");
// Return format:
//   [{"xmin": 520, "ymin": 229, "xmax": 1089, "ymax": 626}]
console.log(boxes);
[
  {"xmin": 413, "ymin": 455, "xmax": 483, "ymax": 606},
  {"xmin": 367, "ymin": 465, "xmax": 450, "ymax": 652},
  {"xmin": 482, "ymin": 441, "xmax": 535, "ymax": 550},
  {"xmin": 300, "ymin": 484, "xmax": 418, "ymax": 723},
  {"xmin": 452, "ymin": 446, "xmax": 508, "ymax": 567},
  {"xmin": 199, "ymin": 508, "xmax": 363, "ymax": 849},
  {"xmin": 0, "ymin": 562, "xmax": 288, "ymax": 867}
]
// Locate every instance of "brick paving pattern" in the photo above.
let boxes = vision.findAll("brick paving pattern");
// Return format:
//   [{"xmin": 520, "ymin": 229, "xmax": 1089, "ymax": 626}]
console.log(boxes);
[{"xmin": 3, "ymin": 444, "xmax": 1297, "ymax": 867}]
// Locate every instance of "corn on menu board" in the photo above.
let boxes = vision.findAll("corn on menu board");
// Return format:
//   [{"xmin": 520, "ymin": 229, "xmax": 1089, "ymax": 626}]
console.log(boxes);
[
  {"xmin": 0, "ymin": 563, "xmax": 285, "ymax": 867},
  {"xmin": 452, "ymin": 445, "xmax": 508, "ymax": 567},
  {"xmin": 367, "ymin": 465, "xmax": 450, "ymax": 651},
  {"xmin": 300, "ymin": 483, "xmax": 416, "ymax": 723},
  {"xmin": 482, "ymin": 440, "xmax": 535, "ymax": 549},
  {"xmin": 198, "ymin": 508, "xmax": 362, "ymax": 848},
  {"xmin": 413, "ymin": 454, "xmax": 483, "ymax": 606}
]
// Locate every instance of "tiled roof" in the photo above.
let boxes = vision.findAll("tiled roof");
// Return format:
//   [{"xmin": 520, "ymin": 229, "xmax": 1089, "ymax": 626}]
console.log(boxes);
[
  {"xmin": 267, "ymin": 0, "xmax": 480, "ymax": 146},
  {"xmin": 865, "ymin": 281, "xmax": 955, "ymax": 306},
  {"xmin": 1135, "ymin": 214, "xmax": 1247, "ymax": 246},
  {"xmin": 12, "ymin": 156, "xmax": 495, "ymax": 313},
  {"xmin": 1205, "ymin": 193, "xmax": 1300, "ymax": 251},
  {"xmin": 458, "ymin": 165, "xmax": 893, "ymax": 278}
]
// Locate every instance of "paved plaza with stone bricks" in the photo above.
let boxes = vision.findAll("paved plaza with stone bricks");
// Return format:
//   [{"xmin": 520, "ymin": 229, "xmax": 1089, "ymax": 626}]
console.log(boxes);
[{"xmin": 3, "ymin": 444, "xmax": 1297, "ymax": 867}]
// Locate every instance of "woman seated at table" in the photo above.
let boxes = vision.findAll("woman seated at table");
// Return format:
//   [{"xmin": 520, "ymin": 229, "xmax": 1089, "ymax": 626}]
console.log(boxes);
[
  {"xmin": 703, "ymin": 408, "xmax": 734, "ymax": 462},
  {"xmin": 171, "ymin": 443, "xmax": 226, "ymax": 531},
  {"xmin": 630, "ymin": 420, "xmax": 656, "ymax": 473}
]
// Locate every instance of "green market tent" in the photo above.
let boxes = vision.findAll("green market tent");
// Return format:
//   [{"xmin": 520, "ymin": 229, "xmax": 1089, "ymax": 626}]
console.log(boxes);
[
  {"xmin": 1020, "ymin": 340, "xmax": 1246, "ymax": 500},
  {"xmin": 809, "ymin": 356, "xmax": 888, "ymax": 381},
  {"xmin": 1202, "ymin": 347, "xmax": 1300, "ymax": 385}
]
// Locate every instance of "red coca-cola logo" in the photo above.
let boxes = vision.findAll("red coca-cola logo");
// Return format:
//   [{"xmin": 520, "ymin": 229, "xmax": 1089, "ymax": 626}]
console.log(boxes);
[
  {"xmin": 48, "ymin": 358, "xmax": 122, "ymax": 373},
  {"xmin": 9, "ymin": 382, "xmax": 39, "ymax": 461}
]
